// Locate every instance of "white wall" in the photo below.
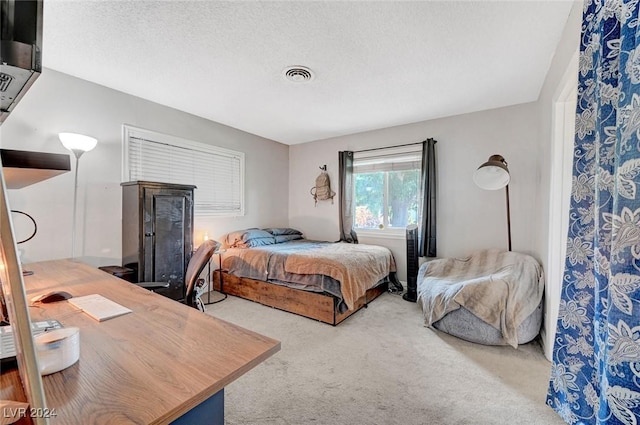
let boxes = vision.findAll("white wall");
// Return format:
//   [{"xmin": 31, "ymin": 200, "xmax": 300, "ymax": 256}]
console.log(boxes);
[
  {"xmin": 0, "ymin": 69, "xmax": 289, "ymax": 266},
  {"xmin": 289, "ymin": 102, "xmax": 541, "ymax": 281},
  {"xmin": 536, "ymin": 1, "xmax": 582, "ymax": 360}
]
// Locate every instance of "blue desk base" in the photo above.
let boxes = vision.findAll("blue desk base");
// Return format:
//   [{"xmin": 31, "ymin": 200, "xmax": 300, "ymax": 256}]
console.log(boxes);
[{"xmin": 170, "ymin": 389, "xmax": 224, "ymax": 425}]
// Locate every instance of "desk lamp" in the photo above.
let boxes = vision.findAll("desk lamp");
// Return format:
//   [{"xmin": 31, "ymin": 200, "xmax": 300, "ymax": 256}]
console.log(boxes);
[
  {"xmin": 59, "ymin": 133, "xmax": 98, "ymax": 260},
  {"xmin": 473, "ymin": 154, "xmax": 512, "ymax": 251}
]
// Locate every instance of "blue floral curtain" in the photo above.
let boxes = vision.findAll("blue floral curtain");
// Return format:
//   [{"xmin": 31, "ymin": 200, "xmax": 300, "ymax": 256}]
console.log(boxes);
[{"xmin": 547, "ymin": 1, "xmax": 640, "ymax": 424}]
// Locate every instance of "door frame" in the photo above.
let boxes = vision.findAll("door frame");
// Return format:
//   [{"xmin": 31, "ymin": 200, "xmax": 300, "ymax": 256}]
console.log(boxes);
[{"xmin": 542, "ymin": 49, "xmax": 579, "ymax": 361}]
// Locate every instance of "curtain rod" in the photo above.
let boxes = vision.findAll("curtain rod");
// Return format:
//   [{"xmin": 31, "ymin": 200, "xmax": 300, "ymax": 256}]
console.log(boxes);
[{"xmin": 353, "ymin": 139, "xmax": 436, "ymax": 154}]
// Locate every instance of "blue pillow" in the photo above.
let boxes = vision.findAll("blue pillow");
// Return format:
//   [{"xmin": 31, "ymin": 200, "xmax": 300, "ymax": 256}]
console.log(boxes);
[
  {"xmin": 222, "ymin": 228, "xmax": 253, "ymax": 247},
  {"xmin": 263, "ymin": 227, "xmax": 303, "ymax": 236},
  {"xmin": 238, "ymin": 237, "xmax": 277, "ymax": 248},
  {"xmin": 274, "ymin": 234, "xmax": 303, "ymax": 243},
  {"xmin": 223, "ymin": 228, "xmax": 275, "ymax": 248},
  {"xmin": 241, "ymin": 229, "xmax": 273, "ymax": 242}
]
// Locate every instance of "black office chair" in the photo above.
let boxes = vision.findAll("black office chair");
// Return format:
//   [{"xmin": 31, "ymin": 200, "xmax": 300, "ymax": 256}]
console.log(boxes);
[{"xmin": 138, "ymin": 239, "xmax": 219, "ymax": 312}]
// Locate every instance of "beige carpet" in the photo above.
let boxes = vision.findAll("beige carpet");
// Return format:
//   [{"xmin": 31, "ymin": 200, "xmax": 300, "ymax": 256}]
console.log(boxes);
[{"xmin": 206, "ymin": 291, "xmax": 564, "ymax": 425}]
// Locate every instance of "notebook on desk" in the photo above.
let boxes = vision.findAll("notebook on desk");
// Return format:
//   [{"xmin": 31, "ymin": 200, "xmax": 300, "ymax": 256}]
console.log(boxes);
[{"xmin": 68, "ymin": 294, "xmax": 132, "ymax": 322}]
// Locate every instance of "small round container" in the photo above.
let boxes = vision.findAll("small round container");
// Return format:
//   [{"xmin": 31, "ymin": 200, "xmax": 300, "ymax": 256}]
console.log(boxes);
[{"xmin": 35, "ymin": 327, "xmax": 80, "ymax": 375}]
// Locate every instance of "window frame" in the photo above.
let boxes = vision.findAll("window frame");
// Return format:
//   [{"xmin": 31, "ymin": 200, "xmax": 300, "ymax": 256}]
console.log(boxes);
[{"xmin": 352, "ymin": 146, "xmax": 422, "ymax": 239}]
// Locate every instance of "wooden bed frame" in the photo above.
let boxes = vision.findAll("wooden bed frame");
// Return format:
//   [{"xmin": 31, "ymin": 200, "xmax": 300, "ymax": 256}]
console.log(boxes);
[{"xmin": 212, "ymin": 271, "xmax": 388, "ymax": 325}]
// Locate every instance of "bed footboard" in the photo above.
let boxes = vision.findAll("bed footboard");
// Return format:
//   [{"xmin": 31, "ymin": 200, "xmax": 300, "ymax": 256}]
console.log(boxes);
[{"xmin": 212, "ymin": 271, "xmax": 387, "ymax": 325}]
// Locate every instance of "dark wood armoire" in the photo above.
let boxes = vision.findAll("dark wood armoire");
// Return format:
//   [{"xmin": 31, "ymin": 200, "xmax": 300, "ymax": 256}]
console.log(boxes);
[{"xmin": 121, "ymin": 181, "xmax": 196, "ymax": 301}]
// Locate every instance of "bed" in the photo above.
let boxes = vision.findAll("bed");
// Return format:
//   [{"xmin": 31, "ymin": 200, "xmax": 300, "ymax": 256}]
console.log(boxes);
[{"xmin": 212, "ymin": 228, "xmax": 401, "ymax": 325}]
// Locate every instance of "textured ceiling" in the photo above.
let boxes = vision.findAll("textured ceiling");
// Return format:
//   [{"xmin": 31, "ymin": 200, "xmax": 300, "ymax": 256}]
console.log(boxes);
[{"xmin": 42, "ymin": 1, "xmax": 575, "ymax": 145}]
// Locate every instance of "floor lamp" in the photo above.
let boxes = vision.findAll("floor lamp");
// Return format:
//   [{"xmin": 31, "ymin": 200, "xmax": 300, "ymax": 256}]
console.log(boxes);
[
  {"xmin": 59, "ymin": 133, "xmax": 98, "ymax": 260},
  {"xmin": 473, "ymin": 154, "xmax": 512, "ymax": 251}
]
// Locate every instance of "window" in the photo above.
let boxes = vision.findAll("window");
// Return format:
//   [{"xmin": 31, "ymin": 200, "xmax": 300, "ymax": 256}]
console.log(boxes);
[
  {"xmin": 353, "ymin": 146, "xmax": 421, "ymax": 233},
  {"xmin": 122, "ymin": 125, "xmax": 244, "ymax": 217}
]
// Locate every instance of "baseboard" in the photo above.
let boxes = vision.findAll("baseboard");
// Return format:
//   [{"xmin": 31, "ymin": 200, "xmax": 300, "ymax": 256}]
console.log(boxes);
[{"xmin": 539, "ymin": 328, "xmax": 552, "ymax": 361}]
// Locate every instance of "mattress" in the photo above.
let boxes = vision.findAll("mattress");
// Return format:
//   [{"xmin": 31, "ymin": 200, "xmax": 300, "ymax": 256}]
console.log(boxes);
[{"xmin": 220, "ymin": 239, "xmax": 397, "ymax": 310}]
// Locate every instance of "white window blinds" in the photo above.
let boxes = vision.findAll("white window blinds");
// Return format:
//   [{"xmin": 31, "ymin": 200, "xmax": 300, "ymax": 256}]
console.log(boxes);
[
  {"xmin": 123, "ymin": 125, "xmax": 245, "ymax": 217},
  {"xmin": 353, "ymin": 145, "xmax": 422, "ymax": 173}
]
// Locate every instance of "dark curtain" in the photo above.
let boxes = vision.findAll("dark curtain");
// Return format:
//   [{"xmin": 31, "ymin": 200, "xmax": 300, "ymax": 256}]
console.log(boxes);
[
  {"xmin": 338, "ymin": 151, "xmax": 358, "ymax": 243},
  {"xmin": 419, "ymin": 139, "xmax": 437, "ymax": 257}
]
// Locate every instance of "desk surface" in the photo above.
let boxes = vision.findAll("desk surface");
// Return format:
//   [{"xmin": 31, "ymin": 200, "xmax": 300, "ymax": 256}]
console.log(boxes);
[{"xmin": 0, "ymin": 260, "xmax": 280, "ymax": 424}]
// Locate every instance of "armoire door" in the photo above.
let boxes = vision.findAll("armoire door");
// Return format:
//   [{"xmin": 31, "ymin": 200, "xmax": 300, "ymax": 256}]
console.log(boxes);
[{"xmin": 143, "ymin": 187, "xmax": 193, "ymax": 301}]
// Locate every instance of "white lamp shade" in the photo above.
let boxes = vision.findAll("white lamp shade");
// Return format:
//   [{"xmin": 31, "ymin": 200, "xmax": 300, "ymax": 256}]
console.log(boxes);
[
  {"xmin": 473, "ymin": 166, "xmax": 510, "ymax": 190},
  {"xmin": 473, "ymin": 155, "xmax": 510, "ymax": 190},
  {"xmin": 59, "ymin": 133, "xmax": 98, "ymax": 153}
]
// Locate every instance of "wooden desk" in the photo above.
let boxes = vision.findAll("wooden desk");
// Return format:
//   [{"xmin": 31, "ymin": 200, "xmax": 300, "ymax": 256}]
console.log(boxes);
[{"xmin": 0, "ymin": 260, "xmax": 280, "ymax": 424}]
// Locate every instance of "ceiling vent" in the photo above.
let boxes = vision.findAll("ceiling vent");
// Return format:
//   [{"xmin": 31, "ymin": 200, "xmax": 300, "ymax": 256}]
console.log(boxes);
[{"xmin": 283, "ymin": 66, "xmax": 314, "ymax": 83}]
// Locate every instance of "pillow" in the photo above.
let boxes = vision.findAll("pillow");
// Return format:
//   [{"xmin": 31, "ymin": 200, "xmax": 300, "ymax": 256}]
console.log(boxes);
[
  {"xmin": 236, "ymin": 237, "xmax": 277, "ymax": 248},
  {"xmin": 222, "ymin": 228, "xmax": 253, "ymax": 247},
  {"xmin": 240, "ymin": 228, "xmax": 273, "ymax": 242},
  {"xmin": 223, "ymin": 228, "xmax": 275, "ymax": 248},
  {"xmin": 274, "ymin": 234, "xmax": 303, "ymax": 243},
  {"xmin": 263, "ymin": 227, "xmax": 303, "ymax": 236}
]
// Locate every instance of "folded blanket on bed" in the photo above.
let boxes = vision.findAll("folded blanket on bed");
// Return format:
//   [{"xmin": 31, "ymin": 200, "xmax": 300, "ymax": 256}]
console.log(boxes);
[
  {"xmin": 417, "ymin": 249, "xmax": 544, "ymax": 348},
  {"xmin": 284, "ymin": 242, "xmax": 396, "ymax": 310}
]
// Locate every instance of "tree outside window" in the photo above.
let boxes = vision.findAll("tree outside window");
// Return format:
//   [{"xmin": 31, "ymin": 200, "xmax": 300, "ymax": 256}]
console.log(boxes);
[{"xmin": 354, "ymin": 169, "xmax": 419, "ymax": 230}]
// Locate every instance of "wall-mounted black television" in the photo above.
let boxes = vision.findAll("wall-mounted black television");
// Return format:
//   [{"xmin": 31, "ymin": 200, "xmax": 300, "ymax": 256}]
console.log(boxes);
[{"xmin": 0, "ymin": 0, "xmax": 43, "ymax": 124}]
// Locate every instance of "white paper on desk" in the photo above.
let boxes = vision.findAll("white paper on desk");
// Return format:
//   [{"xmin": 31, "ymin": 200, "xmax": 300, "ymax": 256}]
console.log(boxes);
[{"xmin": 68, "ymin": 294, "xmax": 132, "ymax": 322}]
